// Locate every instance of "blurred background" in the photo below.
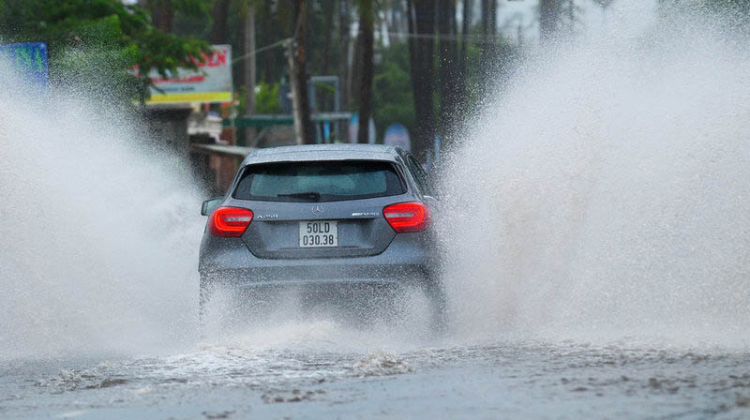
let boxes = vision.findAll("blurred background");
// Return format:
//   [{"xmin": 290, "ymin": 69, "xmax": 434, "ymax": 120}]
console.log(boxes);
[{"xmin": 1, "ymin": 0, "xmax": 748, "ymax": 196}]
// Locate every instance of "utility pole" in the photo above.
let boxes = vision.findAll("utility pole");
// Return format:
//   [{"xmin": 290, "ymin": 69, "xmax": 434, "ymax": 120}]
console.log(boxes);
[
  {"xmin": 288, "ymin": 0, "xmax": 315, "ymax": 144},
  {"xmin": 243, "ymin": 2, "xmax": 256, "ymax": 145},
  {"xmin": 286, "ymin": 39, "xmax": 305, "ymax": 145}
]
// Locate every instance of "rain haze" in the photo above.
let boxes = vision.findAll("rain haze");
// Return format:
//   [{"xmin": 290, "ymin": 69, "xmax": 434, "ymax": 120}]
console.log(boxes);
[{"xmin": 1, "ymin": 0, "xmax": 750, "ymax": 419}]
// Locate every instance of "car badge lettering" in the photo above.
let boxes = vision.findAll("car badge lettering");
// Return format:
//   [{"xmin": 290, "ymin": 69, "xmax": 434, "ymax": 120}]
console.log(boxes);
[
  {"xmin": 255, "ymin": 214, "xmax": 278, "ymax": 220},
  {"xmin": 311, "ymin": 205, "xmax": 324, "ymax": 215}
]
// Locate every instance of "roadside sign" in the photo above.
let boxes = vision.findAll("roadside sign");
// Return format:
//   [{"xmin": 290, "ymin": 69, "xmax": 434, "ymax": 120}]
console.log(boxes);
[
  {"xmin": 147, "ymin": 45, "xmax": 233, "ymax": 105},
  {"xmin": 383, "ymin": 124, "xmax": 411, "ymax": 151},
  {"xmin": 0, "ymin": 42, "xmax": 49, "ymax": 89}
]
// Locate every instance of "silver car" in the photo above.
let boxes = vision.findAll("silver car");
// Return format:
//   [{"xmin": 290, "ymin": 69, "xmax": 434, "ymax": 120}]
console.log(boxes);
[{"xmin": 198, "ymin": 144, "xmax": 444, "ymax": 327}]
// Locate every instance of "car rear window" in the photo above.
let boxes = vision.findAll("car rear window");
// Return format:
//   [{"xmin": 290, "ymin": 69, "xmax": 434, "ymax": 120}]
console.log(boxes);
[{"xmin": 233, "ymin": 161, "xmax": 406, "ymax": 202}]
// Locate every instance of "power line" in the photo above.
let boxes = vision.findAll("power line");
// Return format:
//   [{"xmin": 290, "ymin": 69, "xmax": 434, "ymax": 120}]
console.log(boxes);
[
  {"xmin": 232, "ymin": 38, "xmax": 290, "ymax": 65},
  {"xmin": 231, "ymin": 30, "xmax": 504, "ymax": 66}
]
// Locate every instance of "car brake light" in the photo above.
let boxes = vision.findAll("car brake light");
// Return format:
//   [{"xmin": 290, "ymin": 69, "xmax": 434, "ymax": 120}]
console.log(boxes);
[
  {"xmin": 383, "ymin": 202, "xmax": 430, "ymax": 233},
  {"xmin": 209, "ymin": 207, "xmax": 253, "ymax": 237}
]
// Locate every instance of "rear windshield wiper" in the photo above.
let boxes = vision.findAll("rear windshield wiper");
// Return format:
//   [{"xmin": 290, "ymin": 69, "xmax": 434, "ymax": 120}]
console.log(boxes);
[{"xmin": 277, "ymin": 192, "xmax": 321, "ymax": 201}]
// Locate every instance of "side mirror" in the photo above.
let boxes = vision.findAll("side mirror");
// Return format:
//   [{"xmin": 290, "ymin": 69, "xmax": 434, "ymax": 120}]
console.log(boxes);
[{"xmin": 201, "ymin": 198, "xmax": 223, "ymax": 216}]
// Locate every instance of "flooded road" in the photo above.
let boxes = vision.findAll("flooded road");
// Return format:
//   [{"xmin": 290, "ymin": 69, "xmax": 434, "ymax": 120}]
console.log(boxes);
[
  {"xmin": 3, "ymin": 2, "xmax": 750, "ymax": 419},
  {"xmin": 3, "ymin": 333, "xmax": 750, "ymax": 419}
]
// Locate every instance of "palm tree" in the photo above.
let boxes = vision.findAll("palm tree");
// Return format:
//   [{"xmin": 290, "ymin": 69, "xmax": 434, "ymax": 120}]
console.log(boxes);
[{"xmin": 358, "ymin": 0, "xmax": 375, "ymax": 144}]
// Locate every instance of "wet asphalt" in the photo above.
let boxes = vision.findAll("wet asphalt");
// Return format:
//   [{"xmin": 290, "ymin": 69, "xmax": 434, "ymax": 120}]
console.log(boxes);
[{"xmin": 2, "ymin": 330, "xmax": 750, "ymax": 420}]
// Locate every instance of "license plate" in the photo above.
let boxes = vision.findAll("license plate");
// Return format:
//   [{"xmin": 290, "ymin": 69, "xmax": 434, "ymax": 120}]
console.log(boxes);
[{"xmin": 299, "ymin": 221, "xmax": 338, "ymax": 247}]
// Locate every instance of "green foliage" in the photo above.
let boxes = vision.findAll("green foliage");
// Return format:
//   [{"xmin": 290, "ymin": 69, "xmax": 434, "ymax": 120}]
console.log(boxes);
[
  {"xmin": 131, "ymin": 28, "xmax": 208, "ymax": 79},
  {"xmin": 372, "ymin": 42, "xmax": 415, "ymax": 142},
  {"xmin": 255, "ymin": 82, "xmax": 282, "ymax": 114},
  {"xmin": 0, "ymin": 0, "xmax": 210, "ymax": 102},
  {"xmin": 0, "ymin": 0, "xmax": 141, "ymax": 48},
  {"xmin": 150, "ymin": 0, "xmax": 209, "ymax": 18},
  {"xmin": 236, "ymin": 82, "xmax": 282, "ymax": 115}
]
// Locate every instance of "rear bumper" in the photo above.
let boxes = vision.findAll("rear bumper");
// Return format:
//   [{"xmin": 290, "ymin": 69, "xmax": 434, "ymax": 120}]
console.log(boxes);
[{"xmin": 199, "ymin": 233, "xmax": 438, "ymax": 289}]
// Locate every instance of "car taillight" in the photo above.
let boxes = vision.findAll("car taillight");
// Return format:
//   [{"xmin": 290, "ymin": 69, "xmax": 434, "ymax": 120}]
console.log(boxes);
[
  {"xmin": 209, "ymin": 207, "xmax": 253, "ymax": 237},
  {"xmin": 383, "ymin": 202, "xmax": 430, "ymax": 233}
]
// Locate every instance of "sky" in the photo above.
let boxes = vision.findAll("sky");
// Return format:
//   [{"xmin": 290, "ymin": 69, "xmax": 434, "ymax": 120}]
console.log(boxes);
[{"xmin": 497, "ymin": 0, "xmax": 659, "ymax": 43}]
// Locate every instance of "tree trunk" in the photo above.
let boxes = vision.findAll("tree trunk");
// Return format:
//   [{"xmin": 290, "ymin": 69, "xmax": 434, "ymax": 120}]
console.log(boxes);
[
  {"xmin": 458, "ymin": 0, "xmax": 471, "ymax": 82},
  {"xmin": 406, "ymin": 0, "xmax": 436, "ymax": 161},
  {"xmin": 437, "ymin": 0, "xmax": 457, "ymax": 142},
  {"xmin": 261, "ymin": 3, "xmax": 274, "ymax": 84},
  {"xmin": 321, "ymin": 0, "xmax": 336, "ymax": 77},
  {"xmin": 540, "ymin": 0, "xmax": 559, "ymax": 45},
  {"xmin": 455, "ymin": 0, "xmax": 471, "ymax": 119},
  {"xmin": 480, "ymin": 0, "xmax": 489, "ymax": 45},
  {"xmin": 338, "ymin": 0, "xmax": 351, "ymax": 115},
  {"xmin": 479, "ymin": 0, "xmax": 496, "ymax": 77},
  {"xmin": 210, "ymin": 0, "xmax": 231, "ymax": 44},
  {"xmin": 351, "ymin": 22, "xmax": 362, "ymax": 110},
  {"xmin": 243, "ymin": 3, "xmax": 256, "ymax": 146},
  {"xmin": 406, "ymin": 0, "xmax": 418, "ymax": 87},
  {"xmin": 357, "ymin": 0, "xmax": 374, "ymax": 144},
  {"xmin": 293, "ymin": 0, "xmax": 316, "ymax": 144},
  {"xmin": 319, "ymin": 0, "xmax": 336, "ymax": 111},
  {"xmin": 155, "ymin": 1, "xmax": 175, "ymax": 33}
]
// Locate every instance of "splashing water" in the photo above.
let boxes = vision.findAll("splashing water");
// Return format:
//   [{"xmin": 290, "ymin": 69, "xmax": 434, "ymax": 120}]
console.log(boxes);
[
  {"xmin": 4, "ymin": 5, "xmax": 750, "ymax": 418},
  {"xmin": 442, "ymin": 2, "xmax": 750, "ymax": 347},
  {"xmin": 0, "ymin": 62, "xmax": 204, "ymax": 359},
  {"xmin": 0, "ymin": 60, "xmax": 436, "ymax": 361},
  {"xmin": 2, "ymin": 1, "xmax": 749, "ymax": 365}
]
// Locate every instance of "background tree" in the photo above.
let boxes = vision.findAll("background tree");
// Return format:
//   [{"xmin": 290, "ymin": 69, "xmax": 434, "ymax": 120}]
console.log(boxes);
[
  {"xmin": 437, "ymin": 0, "xmax": 459, "ymax": 144},
  {"xmin": 406, "ymin": 0, "xmax": 437, "ymax": 160},
  {"xmin": 539, "ymin": 0, "xmax": 560, "ymax": 44},
  {"xmin": 242, "ymin": 0, "xmax": 256, "ymax": 142},
  {"xmin": 141, "ymin": 0, "xmax": 208, "ymax": 33},
  {"xmin": 0, "ymin": 0, "xmax": 210, "ymax": 103},
  {"xmin": 0, "ymin": 0, "xmax": 583, "ymax": 160},
  {"xmin": 357, "ymin": 0, "xmax": 374, "ymax": 144},
  {"xmin": 372, "ymin": 42, "xmax": 415, "ymax": 138},
  {"xmin": 320, "ymin": 0, "xmax": 336, "ymax": 79},
  {"xmin": 292, "ymin": 0, "xmax": 315, "ymax": 144},
  {"xmin": 456, "ymin": 0, "xmax": 472, "ymax": 115},
  {"xmin": 479, "ymin": 0, "xmax": 497, "ymax": 76},
  {"xmin": 339, "ymin": 0, "xmax": 353, "ymax": 112},
  {"xmin": 210, "ymin": 0, "xmax": 232, "ymax": 44}
]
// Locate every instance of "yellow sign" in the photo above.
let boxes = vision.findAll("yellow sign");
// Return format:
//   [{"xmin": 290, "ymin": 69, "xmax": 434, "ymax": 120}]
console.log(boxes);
[
  {"xmin": 147, "ymin": 91, "xmax": 232, "ymax": 104},
  {"xmin": 146, "ymin": 45, "xmax": 233, "ymax": 105}
]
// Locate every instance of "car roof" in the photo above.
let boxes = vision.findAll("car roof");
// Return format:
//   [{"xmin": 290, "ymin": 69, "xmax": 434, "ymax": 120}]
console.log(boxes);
[{"xmin": 241, "ymin": 144, "xmax": 402, "ymax": 165}]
